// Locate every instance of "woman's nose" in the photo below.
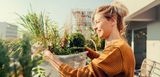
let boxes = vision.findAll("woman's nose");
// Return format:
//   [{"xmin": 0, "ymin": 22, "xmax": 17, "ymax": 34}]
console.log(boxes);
[{"xmin": 92, "ymin": 25, "xmax": 97, "ymax": 31}]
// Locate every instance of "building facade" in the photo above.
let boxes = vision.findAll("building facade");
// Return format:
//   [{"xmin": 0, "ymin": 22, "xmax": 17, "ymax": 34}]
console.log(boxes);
[
  {"xmin": 120, "ymin": 0, "xmax": 160, "ymax": 70},
  {"xmin": 0, "ymin": 22, "xmax": 18, "ymax": 40},
  {"xmin": 71, "ymin": 9, "xmax": 93, "ymax": 39}
]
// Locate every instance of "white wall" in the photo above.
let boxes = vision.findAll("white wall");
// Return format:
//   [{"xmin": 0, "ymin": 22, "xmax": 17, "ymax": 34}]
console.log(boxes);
[
  {"xmin": 0, "ymin": 22, "xmax": 18, "ymax": 40},
  {"xmin": 119, "ymin": 0, "xmax": 156, "ymax": 15},
  {"xmin": 130, "ymin": 7, "xmax": 156, "ymax": 21},
  {"xmin": 147, "ymin": 21, "xmax": 160, "ymax": 63},
  {"xmin": 0, "ymin": 23, "xmax": 7, "ymax": 39}
]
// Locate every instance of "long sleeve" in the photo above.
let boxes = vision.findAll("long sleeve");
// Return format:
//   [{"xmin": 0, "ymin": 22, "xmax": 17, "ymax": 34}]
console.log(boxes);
[
  {"xmin": 59, "ymin": 47, "xmax": 123, "ymax": 77},
  {"xmin": 92, "ymin": 47, "xmax": 123, "ymax": 77},
  {"xmin": 59, "ymin": 63, "xmax": 95, "ymax": 77},
  {"xmin": 59, "ymin": 39, "xmax": 135, "ymax": 77}
]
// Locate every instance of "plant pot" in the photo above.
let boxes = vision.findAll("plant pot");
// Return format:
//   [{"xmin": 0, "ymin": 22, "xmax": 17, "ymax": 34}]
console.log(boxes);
[{"xmin": 39, "ymin": 52, "xmax": 87, "ymax": 77}]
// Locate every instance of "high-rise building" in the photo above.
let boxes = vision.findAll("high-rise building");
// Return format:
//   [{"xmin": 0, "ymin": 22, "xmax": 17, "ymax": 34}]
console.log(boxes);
[
  {"xmin": 0, "ymin": 22, "xmax": 18, "ymax": 40},
  {"xmin": 72, "ymin": 9, "xmax": 93, "ymax": 39}
]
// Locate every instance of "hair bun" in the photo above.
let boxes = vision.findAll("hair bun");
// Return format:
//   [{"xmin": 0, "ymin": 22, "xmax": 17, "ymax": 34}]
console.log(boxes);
[{"xmin": 111, "ymin": 1, "xmax": 129, "ymax": 17}]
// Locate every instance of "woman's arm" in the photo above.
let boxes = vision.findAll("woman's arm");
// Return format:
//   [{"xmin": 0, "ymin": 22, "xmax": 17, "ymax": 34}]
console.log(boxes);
[
  {"xmin": 43, "ymin": 47, "xmax": 122, "ymax": 77},
  {"xmin": 43, "ymin": 50, "xmax": 95, "ymax": 77}
]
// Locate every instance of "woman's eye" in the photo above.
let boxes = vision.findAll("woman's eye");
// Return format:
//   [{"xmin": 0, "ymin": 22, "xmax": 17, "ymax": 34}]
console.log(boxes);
[{"xmin": 96, "ymin": 21, "xmax": 100, "ymax": 24}]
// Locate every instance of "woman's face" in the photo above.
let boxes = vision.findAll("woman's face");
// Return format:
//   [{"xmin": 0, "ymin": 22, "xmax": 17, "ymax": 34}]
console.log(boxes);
[{"xmin": 93, "ymin": 14, "xmax": 113, "ymax": 39}]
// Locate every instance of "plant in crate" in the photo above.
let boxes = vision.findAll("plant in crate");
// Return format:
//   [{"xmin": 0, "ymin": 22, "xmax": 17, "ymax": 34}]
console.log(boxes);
[{"xmin": 18, "ymin": 10, "xmax": 88, "ymax": 76}]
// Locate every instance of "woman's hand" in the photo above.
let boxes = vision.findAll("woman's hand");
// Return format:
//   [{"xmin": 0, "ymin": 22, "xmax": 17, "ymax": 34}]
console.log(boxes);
[
  {"xmin": 43, "ymin": 49, "xmax": 63, "ymax": 70},
  {"xmin": 85, "ymin": 47, "xmax": 100, "ymax": 59}
]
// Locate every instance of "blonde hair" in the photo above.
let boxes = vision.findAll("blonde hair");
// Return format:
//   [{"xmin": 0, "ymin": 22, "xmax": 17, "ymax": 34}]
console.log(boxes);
[{"xmin": 92, "ymin": 1, "xmax": 128, "ymax": 37}]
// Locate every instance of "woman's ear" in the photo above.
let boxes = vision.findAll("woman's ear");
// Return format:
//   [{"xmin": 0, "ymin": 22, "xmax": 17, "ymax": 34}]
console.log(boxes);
[{"xmin": 110, "ymin": 16, "xmax": 117, "ymax": 27}]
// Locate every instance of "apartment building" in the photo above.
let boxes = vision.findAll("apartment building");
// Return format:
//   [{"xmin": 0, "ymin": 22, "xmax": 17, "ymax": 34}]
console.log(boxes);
[{"xmin": 0, "ymin": 22, "xmax": 18, "ymax": 40}]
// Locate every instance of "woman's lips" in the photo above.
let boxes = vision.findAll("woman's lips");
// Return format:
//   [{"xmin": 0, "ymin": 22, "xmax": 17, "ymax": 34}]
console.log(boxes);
[{"xmin": 96, "ymin": 30, "xmax": 101, "ymax": 35}]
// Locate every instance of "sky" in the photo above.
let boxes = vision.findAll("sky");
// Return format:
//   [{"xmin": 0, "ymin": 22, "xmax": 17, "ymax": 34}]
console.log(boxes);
[{"xmin": 0, "ymin": 0, "xmax": 112, "ymax": 28}]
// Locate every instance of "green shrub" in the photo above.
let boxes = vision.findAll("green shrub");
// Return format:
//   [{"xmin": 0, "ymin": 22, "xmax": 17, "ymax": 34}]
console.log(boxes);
[
  {"xmin": 69, "ymin": 32, "xmax": 85, "ymax": 47},
  {"xmin": 0, "ymin": 35, "xmax": 44, "ymax": 77},
  {"xmin": 0, "ymin": 40, "xmax": 10, "ymax": 77},
  {"xmin": 50, "ymin": 32, "xmax": 86, "ymax": 55},
  {"xmin": 18, "ymin": 35, "xmax": 43, "ymax": 77},
  {"xmin": 68, "ymin": 32, "xmax": 85, "ymax": 53}
]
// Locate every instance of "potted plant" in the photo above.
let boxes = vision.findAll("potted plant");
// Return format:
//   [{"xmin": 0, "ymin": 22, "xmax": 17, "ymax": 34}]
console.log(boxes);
[
  {"xmin": 57, "ymin": 32, "xmax": 87, "ymax": 68},
  {"xmin": 18, "ymin": 10, "xmax": 88, "ymax": 77}
]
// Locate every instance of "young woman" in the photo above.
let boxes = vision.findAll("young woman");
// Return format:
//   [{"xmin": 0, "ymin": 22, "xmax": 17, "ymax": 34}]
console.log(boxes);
[{"xmin": 43, "ymin": 1, "xmax": 135, "ymax": 77}]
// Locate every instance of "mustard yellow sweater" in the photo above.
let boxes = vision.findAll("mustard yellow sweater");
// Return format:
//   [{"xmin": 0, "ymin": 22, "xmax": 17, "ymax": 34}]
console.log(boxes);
[{"xmin": 59, "ymin": 39, "xmax": 135, "ymax": 77}]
